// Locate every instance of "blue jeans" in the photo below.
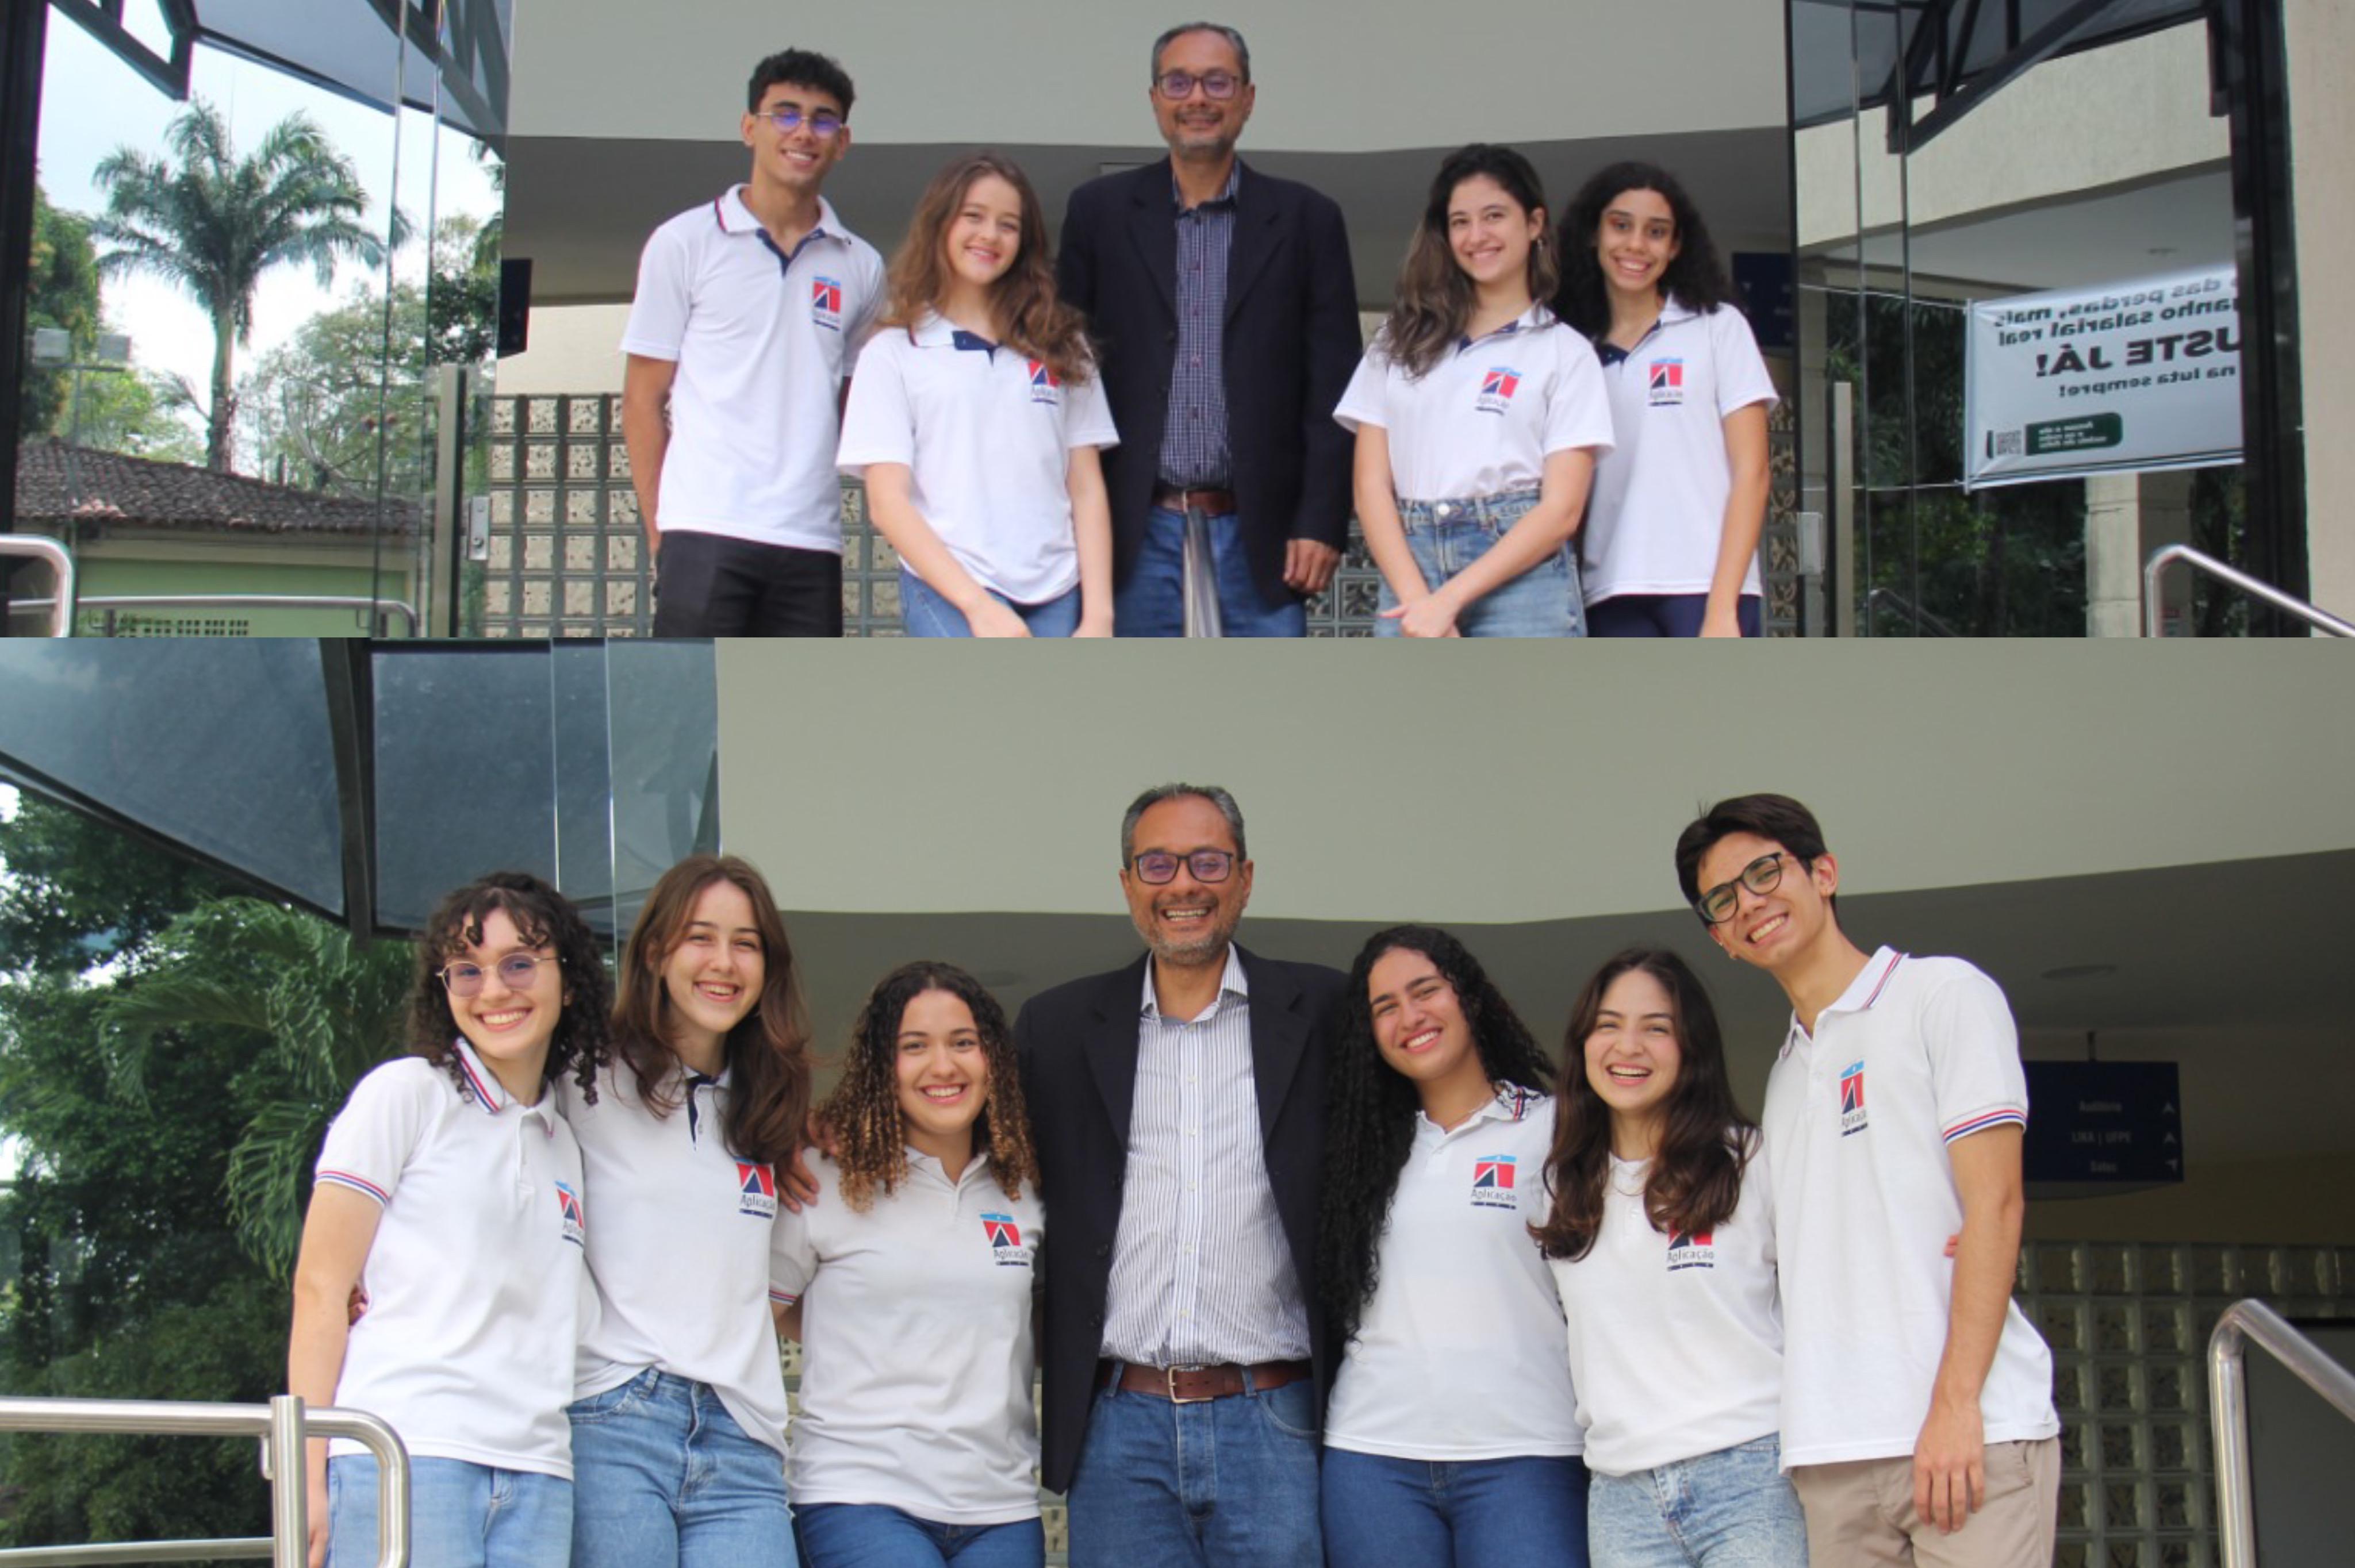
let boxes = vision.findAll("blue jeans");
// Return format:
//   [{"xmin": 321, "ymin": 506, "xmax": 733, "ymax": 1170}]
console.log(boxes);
[
  {"xmin": 899, "ymin": 568, "xmax": 1082, "ymax": 638},
  {"xmin": 1376, "ymin": 491, "xmax": 1583, "ymax": 637},
  {"xmin": 1320, "ymin": 1448, "xmax": 1590, "ymax": 1568},
  {"xmin": 568, "ymin": 1369, "xmax": 795, "ymax": 1568},
  {"xmin": 1587, "ymin": 1436, "xmax": 1806, "ymax": 1567},
  {"xmin": 1585, "ymin": 593, "xmax": 1763, "ymax": 639},
  {"xmin": 327, "ymin": 1453, "xmax": 571, "ymax": 1568},
  {"xmin": 1065, "ymin": 1378, "xmax": 1321, "ymax": 1567},
  {"xmin": 1115, "ymin": 505, "xmax": 1308, "ymax": 638},
  {"xmin": 795, "ymin": 1503, "xmax": 1044, "ymax": 1567}
]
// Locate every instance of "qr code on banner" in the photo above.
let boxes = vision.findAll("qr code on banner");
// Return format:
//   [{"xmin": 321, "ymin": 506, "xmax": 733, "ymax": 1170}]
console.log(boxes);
[{"xmin": 1992, "ymin": 429, "xmax": 2025, "ymax": 458}]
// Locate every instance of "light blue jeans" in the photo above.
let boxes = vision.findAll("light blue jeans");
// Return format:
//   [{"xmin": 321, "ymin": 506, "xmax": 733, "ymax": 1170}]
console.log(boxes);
[
  {"xmin": 1320, "ymin": 1448, "xmax": 1590, "ymax": 1568},
  {"xmin": 1115, "ymin": 505, "xmax": 1309, "ymax": 638},
  {"xmin": 898, "ymin": 568, "xmax": 1082, "ymax": 638},
  {"xmin": 567, "ymin": 1368, "xmax": 795, "ymax": 1568},
  {"xmin": 795, "ymin": 1502, "xmax": 1044, "ymax": 1567},
  {"xmin": 1587, "ymin": 1435, "xmax": 1808, "ymax": 1567},
  {"xmin": 1065, "ymin": 1377, "xmax": 1321, "ymax": 1566},
  {"xmin": 327, "ymin": 1453, "xmax": 571, "ymax": 1568},
  {"xmin": 1376, "ymin": 489, "xmax": 1585, "ymax": 637}
]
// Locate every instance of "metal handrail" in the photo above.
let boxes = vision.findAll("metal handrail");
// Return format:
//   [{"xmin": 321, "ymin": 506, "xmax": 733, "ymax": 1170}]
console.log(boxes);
[
  {"xmin": 0, "ymin": 1395, "xmax": 409, "ymax": 1568},
  {"xmin": 2207, "ymin": 1298, "xmax": 2355, "ymax": 1568},
  {"xmin": 1864, "ymin": 585, "xmax": 1962, "ymax": 638},
  {"xmin": 6, "ymin": 593, "xmax": 419, "ymax": 638},
  {"xmin": 2144, "ymin": 544, "xmax": 2355, "ymax": 637},
  {"xmin": 0, "ymin": 536, "xmax": 76, "ymax": 637}
]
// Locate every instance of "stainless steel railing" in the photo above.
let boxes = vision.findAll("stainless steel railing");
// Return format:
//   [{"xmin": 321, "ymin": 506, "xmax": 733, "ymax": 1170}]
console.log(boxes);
[
  {"xmin": 0, "ymin": 1395, "xmax": 408, "ymax": 1568},
  {"xmin": 2207, "ymin": 1298, "xmax": 2355, "ymax": 1567},
  {"xmin": 6, "ymin": 593, "xmax": 420, "ymax": 638},
  {"xmin": 2145, "ymin": 544, "xmax": 2355, "ymax": 637},
  {"xmin": 0, "ymin": 536, "xmax": 76, "ymax": 637}
]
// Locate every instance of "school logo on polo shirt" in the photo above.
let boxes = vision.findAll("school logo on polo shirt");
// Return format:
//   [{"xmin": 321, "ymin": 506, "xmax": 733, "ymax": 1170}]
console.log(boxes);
[
  {"xmin": 981, "ymin": 1212, "xmax": 1034, "ymax": 1267},
  {"xmin": 1026, "ymin": 359, "xmax": 1061, "ymax": 406},
  {"xmin": 811, "ymin": 277, "xmax": 845, "ymax": 332},
  {"xmin": 736, "ymin": 1161, "xmax": 779, "ymax": 1219},
  {"xmin": 1648, "ymin": 358, "xmax": 1686, "ymax": 406},
  {"xmin": 1839, "ymin": 1060, "xmax": 1869, "ymax": 1137},
  {"xmin": 1470, "ymin": 1155, "xmax": 1518, "ymax": 1209},
  {"xmin": 1667, "ymin": 1227, "xmax": 1717, "ymax": 1271},
  {"xmin": 1476, "ymin": 367, "xmax": 1522, "ymax": 416},
  {"xmin": 555, "ymin": 1181, "xmax": 586, "ymax": 1247}
]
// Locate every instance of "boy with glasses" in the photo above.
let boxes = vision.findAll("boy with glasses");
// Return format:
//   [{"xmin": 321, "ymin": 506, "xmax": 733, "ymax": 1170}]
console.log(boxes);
[
  {"xmin": 1674, "ymin": 793, "xmax": 2060, "ymax": 1566},
  {"xmin": 621, "ymin": 48, "xmax": 883, "ymax": 636}
]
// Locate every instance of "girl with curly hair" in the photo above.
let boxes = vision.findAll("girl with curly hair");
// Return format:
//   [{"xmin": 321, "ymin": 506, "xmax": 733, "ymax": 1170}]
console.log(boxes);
[
  {"xmin": 1314, "ymin": 925, "xmax": 1587, "ymax": 1566},
  {"xmin": 560, "ymin": 855, "xmax": 814, "ymax": 1568},
  {"xmin": 1334, "ymin": 144, "xmax": 1614, "ymax": 637},
  {"xmin": 1550, "ymin": 163, "xmax": 1778, "ymax": 638},
  {"xmin": 775, "ymin": 960, "xmax": 1046, "ymax": 1567},
  {"xmin": 1536, "ymin": 947, "xmax": 1804, "ymax": 1566},
  {"xmin": 289, "ymin": 871, "xmax": 613, "ymax": 1568},
  {"xmin": 837, "ymin": 150, "xmax": 1118, "ymax": 637}
]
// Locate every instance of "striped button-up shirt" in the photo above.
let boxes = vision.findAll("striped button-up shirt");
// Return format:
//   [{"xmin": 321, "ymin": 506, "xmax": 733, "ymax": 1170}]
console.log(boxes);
[
  {"xmin": 1100, "ymin": 944, "xmax": 1311, "ymax": 1366},
  {"xmin": 1155, "ymin": 164, "xmax": 1240, "ymax": 489}
]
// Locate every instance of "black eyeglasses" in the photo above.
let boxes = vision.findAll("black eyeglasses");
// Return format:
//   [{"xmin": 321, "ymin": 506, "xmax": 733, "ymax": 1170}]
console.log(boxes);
[
  {"xmin": 756, "ymin": 107, "xmax": 844, "ymax": 139},
  {"xmin": 1129, "ymin": 849, "xmax": 1237, "ymax": 885},
  {"xmin": 1155, "ymin": 70, "xmax": 1241, "ymax": 101},
  {"xmin": 1694, "ymin": 852, "xmax": 1790, "ymax": 926},
  {"xmin": 439, "ymin": 952, "xmax": 558, "ymax": 997}
]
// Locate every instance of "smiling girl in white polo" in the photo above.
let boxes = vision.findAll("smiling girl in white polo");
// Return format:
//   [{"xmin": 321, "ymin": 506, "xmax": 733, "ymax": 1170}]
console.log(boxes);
[
  {"xmin": 776, "ymin": 961, "xmax": 1046, "ymax": 1568},
  {"xmin": 838, "ymin": 152, "xmax": 1118, "ymax": 638},
  {"xmin": 1336, "ymin": 144, "xmax": 1614, "ymax": 637},
  {"xmin": 560, "ymin": 855, "xmax": 814, "ymax": 1568},
  {"xmin": 1537, "ymin": 947, "xmax": 1805, "ymax": 1567},
  {"xmin": 289, "ymin": 872, "xmax": 612, "ymax": 1568},
  {"xmin": 1552, "ymin": 163, "xmax": 1779, "ymax": 639}
]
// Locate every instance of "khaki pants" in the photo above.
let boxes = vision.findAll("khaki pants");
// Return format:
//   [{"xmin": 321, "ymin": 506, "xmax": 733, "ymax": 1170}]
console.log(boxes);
[{"xmin": 1790, "ymin": 1438, "xmax": 2061, "ymax": 1566}]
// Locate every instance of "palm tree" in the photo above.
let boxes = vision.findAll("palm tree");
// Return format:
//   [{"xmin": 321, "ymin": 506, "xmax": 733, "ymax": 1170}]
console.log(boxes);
[{"xmin": 90, "ymin": 101, "xmax": 388, "ymax": 472}]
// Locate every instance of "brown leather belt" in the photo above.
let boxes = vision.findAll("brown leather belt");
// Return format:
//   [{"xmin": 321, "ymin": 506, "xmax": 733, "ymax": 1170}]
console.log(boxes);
[
  {"xmin": 1152, "ymin": 485, "xmax": 1238, "ymax": 516},
  {"xmin": 1101, "ymin": 1358, "xmax": 1311, "ymax": 1404}
]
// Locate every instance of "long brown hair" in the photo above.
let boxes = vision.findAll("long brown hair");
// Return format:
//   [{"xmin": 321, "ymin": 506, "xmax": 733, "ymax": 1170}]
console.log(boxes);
[
  {"xmin": 1533, "ymin": 947, "xmax": 1756, "ymax": 1261},
  {"xmin": 609, "ymin": 855, "xmax": 811, "ymax": 1168},
  {"xmin": 819, "ymin": 961, "xmax": 1039, "ymax": 1212},
  {"xmin": 883, "ymin": 150, "xmax": 1095, "ymax": 386},
  {"xmin": 1379, "ymin": 143, "xmax": 1559, "ymax": 379}
]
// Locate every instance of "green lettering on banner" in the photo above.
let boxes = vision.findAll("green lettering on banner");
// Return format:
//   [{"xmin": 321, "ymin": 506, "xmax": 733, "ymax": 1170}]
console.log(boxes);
[{"xmin": 2027, "ymin": 414, "xmax": 2125, "ymax": 455}]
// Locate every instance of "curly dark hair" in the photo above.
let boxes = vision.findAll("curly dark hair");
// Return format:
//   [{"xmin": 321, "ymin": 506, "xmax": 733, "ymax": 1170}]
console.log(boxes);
[
  {"xmin": 1317, "ymin": 925, "xmax": 1554, "ymax": 1350},
  {"xmin": 408, "ymin": 871, "xmax": 612, "ymax": 1105},
  {"xmin": 819, "ymin": 961, "xmax": 1040, "ymax": 1212},
  {"xmin": 1549, "ymin": 161, "xmax": 1735, "ymax": 341},
  {"xmin": 1533, "ymin": 946, "xmax": 1756, "ymax": 1262},
  {"xmin": 609, "ymin": 855, "xmax": 812, "ymax": 1167}
]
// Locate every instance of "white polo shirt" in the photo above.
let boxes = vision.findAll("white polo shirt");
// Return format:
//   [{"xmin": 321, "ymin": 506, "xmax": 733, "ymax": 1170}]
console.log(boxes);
[
  {"xmin": 1548, "ymin": 1136, "xmax": 1783, "ymax": 1477},
  {"xmin": 1333, "ymin": 306, "xmax": 1613, "ymax": 504},
  {"xmin": 313, "ymin": 1040, "xmax": 586, "ymax": 1478},
  {"xmin": 555, "ymin": 1062, "xmax": 795, "ymax": 1458},
  {"xmin": 773, "ymin": 1150, "xmax": 1044, "ymax": 1525},
  {"xmin": 837, "ymin": 313, "xmax": 1118, "ymax": 605},
  {"xmin": 1323, "ymin": 1087, "xmax": 1582, "ymax": 1461},
  {"xmin": 1583, "ymin": 296, "xmax": 1777, "ymax": 605},
  {"xmin": 620, "ymin": 187, "xmax": 884, "ymax": 554},
  {"xmin": 1762, "ymin": 948, "xmax": 2059, "ymax": 1469}
]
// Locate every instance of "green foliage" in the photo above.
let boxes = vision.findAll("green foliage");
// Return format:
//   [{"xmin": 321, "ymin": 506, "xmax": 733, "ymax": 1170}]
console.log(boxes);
[
  {"xmin": 0, "ymin": 799, "xmax": 404, "ymax": 1550},
  {"xmin": 91, "ymin": 100, "xmax": 389, "ymax": 473},
  {"xmin": 21, "ymin": 185, "xmax": 103, "ymax": 441},
  {"xmin": 54, "ymin": 359, "xmax": 205, "ymax": 466}
]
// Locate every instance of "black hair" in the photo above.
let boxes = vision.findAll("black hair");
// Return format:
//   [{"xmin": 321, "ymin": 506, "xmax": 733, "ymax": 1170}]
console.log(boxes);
[
  {"xmin": 746, "ymin": 48, "xmax": 855, "ymax": 117},
  {"xmin": 1672, "ymin": 792, "xmax": 1836, "ymax": 921},
  {"xmin": 1550, "ymin": 161, "xmax": 1734, "ymax": 340},
  {"xmin": 409, "ymin": 870, "xmax": 613, "ymax": 1103}
]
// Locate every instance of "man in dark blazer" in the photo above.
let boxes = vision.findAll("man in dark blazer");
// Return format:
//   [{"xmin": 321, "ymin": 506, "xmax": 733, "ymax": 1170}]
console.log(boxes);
[
  {"xmin": 1056, "ymin": 22, "xmax": 1360, "ymax": 637},
  {"xmin": 1015, "ymin": 783, "xmax": 1345, "ymax": 1565}
]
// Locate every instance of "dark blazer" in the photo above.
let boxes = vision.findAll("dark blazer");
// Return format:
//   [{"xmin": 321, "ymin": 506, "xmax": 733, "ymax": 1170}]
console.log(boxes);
[
  {"xmin": 1056, "ymin": 159, "xmax": 1360, "ymax": 604},
  {"xmin": 1013, "ymin": 944, "xmax": 1347, "ymax": 1494}
]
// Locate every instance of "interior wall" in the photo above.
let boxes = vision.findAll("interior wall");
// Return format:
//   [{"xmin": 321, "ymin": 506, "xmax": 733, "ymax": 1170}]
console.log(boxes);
[
  {"xmin": 2027, "ymin": 1154, "xmax": 2355, "ymax": 1246},
  {"xmin": 2287, "ymin": 0, "xmax": 2355, "ymax": 617}
]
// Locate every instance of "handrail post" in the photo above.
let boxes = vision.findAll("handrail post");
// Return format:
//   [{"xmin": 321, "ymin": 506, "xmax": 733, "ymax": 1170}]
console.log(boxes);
[
  {"xmin": 267, "ymin": 1396, "xmax": 308, "ymax": 1568},
  {"xmin": 2208, "ymin": 1312, "xmax": 2257, "ymax": 1568}
]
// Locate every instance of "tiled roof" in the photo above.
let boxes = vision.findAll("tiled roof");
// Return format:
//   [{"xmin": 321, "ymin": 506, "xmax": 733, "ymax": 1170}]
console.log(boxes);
[{"xmin": 12, "ymin": 439, "xmax": 417, "ymax": 536}]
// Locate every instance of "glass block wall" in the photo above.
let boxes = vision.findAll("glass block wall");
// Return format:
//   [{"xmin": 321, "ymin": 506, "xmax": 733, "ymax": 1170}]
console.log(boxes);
[{"xmin": 484, "ymin": 395, "xmax": 1803, "ymax": 639}]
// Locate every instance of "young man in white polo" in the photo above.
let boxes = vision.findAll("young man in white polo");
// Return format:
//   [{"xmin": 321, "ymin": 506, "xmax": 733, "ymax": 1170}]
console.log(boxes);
[
  {"xmin": 1674, "ymin": 793, "xmax": 2060, "ymax": 1566},
  {"xmin": 622, "ymin": 48, "xmax": 884, "ymax": 636}
]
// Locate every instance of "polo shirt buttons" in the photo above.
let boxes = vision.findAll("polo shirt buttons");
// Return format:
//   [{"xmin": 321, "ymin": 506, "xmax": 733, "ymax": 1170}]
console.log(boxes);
[{"xmin": 1435, "ymin": 502, "xmax": 1455, "ymax": 519}]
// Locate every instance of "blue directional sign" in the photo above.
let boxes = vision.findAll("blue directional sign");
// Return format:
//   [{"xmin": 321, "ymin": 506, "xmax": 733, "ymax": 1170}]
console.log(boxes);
[{"xmin": 2023, "ymin": 1061, "xmax": 2183, "ymax": 1197}]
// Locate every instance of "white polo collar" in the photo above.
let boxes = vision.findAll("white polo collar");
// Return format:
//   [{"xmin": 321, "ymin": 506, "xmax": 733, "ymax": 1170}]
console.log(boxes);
[
  {"xmin": 907, "ymin": 310, "xmax": 1002, "ymax": 353},
  {"xmin": 1417, "ymin": 1081, "xmax": 1544, "ymax": 1138},
  {"xmin": 1781, "ymin": 946, "xmax": 1908, "ymax": 1058},
  {"xmin": 1456, "ymin": 302, "xmax": 1555, "ymax": 353},
  {"xmin": 450, "ymin": 1036, "xmax": 554, "ymax": 1128},
  {"xmin": 711, "ymin": 185, "xmax": 841, "ymax": 242}
]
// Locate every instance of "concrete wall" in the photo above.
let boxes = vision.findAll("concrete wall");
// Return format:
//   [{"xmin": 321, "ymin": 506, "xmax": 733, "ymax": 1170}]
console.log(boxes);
[
  {"xmin": 2026, "ymin": 1154, "xmax": 2355, "ymax": 1246},
  {"xmin": 2287, "ymin": 0, "xmax": 2355, "ymax": 620}
]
